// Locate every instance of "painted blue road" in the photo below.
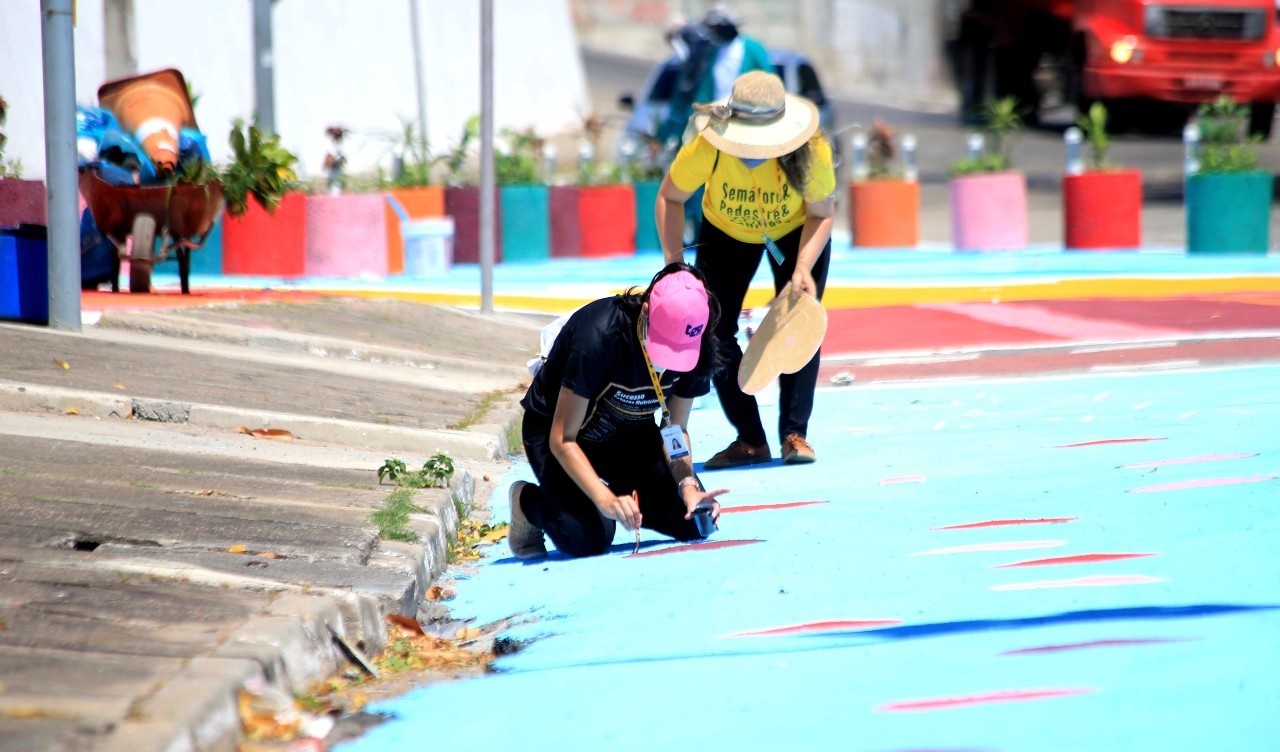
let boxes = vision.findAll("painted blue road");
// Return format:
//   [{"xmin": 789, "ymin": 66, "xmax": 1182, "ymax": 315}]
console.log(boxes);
[{"xmin": 340, "ymin": 363, "xmax": 1280, "ymax": 751}]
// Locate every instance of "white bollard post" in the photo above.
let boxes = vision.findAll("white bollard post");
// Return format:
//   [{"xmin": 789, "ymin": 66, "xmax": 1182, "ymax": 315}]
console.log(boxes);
[
  {"xmin": 1064, "ymin": 126, "xmax": 1084, "ymax": 175},
  {"xmin": 1183, "ymin": 122, "xmax": 1200, "ymax": 176},
  {"xmin": 902, "ymin": 134, "xmax": 918, "ymax": 182},
  {"xmin": 850, "ymin": 131, "xmax": 869, "ymax": 180}
]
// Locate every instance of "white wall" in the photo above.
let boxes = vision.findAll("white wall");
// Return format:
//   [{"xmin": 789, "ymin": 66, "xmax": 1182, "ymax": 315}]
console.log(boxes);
[
  {"xmin": 0, "ymin": 2, "xmax": 107, "ymax": 180},
  {"xmin": 1, "ymin": 0, "xmax": 588, "ymax": 180}
]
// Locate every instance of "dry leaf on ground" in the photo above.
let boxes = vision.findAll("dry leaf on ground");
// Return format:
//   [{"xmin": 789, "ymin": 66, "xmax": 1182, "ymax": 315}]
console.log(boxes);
[
  {"xmin": 227, "ymin": 544, "xmax": 247, "ymax": 554},
  {"xmin": 236, "ymin": 427, "xmax": 296, "ymax": 441},
  {"xmin": 63, "ymin": 407, "xmax": 79, "ymax": 415},
  {"xmin": 387, "ymin": 614, "xmax": 425, "ymax": 635},
  {"xmin": 52, "ymin": 359, "xmax": 69, "ymax": 369}
]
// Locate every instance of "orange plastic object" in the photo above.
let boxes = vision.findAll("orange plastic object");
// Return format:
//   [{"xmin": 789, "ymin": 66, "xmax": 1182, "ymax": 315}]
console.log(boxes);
[
  {"xmin": 98, "ymin": 68, "xmax": 197, "ymax": 171},
  {"xmin": 848, "ymin": 179, "xmax": 919, "ymax": 248}
]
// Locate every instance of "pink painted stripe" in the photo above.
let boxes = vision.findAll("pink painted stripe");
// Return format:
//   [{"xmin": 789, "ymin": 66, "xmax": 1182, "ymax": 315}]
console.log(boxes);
[
  {"xmin": 992, "ymin": 574, "xmax": 1165, "ymax": 591},
  {"xmin": 626, "ymin": 539, "xmax": 762, "ymax": 559},
  {"xmin": 724, "ymin": 619, "xmax": 903, "ymax": 638},
  {"xmin": 876, "ymin": 687, "xmax": 1094, "ymax": 713},
  {"xmin": 932, "ymin": 517, "xmax": 1076, "ymax": 530},
  {"xmin": 1001, "ymin": 638, "xmax": 1190, "ymax": 656},
  {"xmin": 913, "ymin": 540, "xmax": 1066, "ymax": 556},
  {"xmin": 1053, "ymin": 437, "xmax": 1165, "ymax": 448},
  {"xmin": 924, "ymin": 301, "xmax": 1186, "ymax": 341},
  {"xmin": 881, "ymin": 475, "xmax": 926, "ymax": 486},
  {"xmin": 1122, "ymin": 453, "xmax": 1256, "ymax": 468},
  {"xmin": 719, "ymin": 500, "xmax": 827, "ymax": 514},
  {"xmin": 994, "ymin": 552, "xmax": 1158, "ymax": 568},
  {"xmin": 1129, "ymin": 475, "xmax": 1277, "ymax": 493}
]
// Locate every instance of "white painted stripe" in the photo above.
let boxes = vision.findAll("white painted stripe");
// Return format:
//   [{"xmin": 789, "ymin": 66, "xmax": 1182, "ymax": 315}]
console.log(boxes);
[{"xmin": 1090, "ymin": 360, "xmax": 1201, "ymax": 373}]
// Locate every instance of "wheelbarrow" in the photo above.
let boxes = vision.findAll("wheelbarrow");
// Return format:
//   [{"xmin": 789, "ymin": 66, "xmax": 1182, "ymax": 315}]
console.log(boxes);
[{"xmin": 78, "ymin": 168, "xmax": 224, "ymax": 294}]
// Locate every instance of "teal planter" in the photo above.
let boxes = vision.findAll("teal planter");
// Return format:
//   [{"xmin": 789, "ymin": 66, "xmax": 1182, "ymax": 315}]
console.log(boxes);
[
  {"xmin": 500, "ymin": 184, "xmax": 550, "ymax": 262},
  {"xmin": 154, "ymin": 216, "xmax": 224, "ymax": 276},
  {"xmin": 632, "ymin": 180, "xmax": 661, "ymax": 253},
  {"xmin": 1186, "ymin": 172, "xmax": 1273, "ymax": 254}
]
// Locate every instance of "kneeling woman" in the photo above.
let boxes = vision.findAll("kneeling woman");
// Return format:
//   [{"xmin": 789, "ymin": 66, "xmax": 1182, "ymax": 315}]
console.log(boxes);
[{"xmin": 510, "ymin": 263, "xmax": 728, "ymax": 559}]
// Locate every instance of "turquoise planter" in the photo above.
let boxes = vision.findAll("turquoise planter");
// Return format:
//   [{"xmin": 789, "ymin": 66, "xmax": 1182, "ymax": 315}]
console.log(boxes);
[
  {"xmin": 154, "ymin": 216, "xmax": 224, "ymax": 276},
  {"xmin": 500, "ymin": 184, "xmax": 550, "ymax": 262},
  {"xmin": 1186, "ymin": 172, "xmax": 1273, "ymax": 255},
  {"xmin": 632, "ymin": 180, "xmax": 661, "ymax": 253}
]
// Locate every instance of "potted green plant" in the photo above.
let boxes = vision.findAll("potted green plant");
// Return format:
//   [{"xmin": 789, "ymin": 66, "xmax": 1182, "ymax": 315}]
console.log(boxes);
[
  {"xmin": 573, "ymin": 113, "xmax": 635, "ymax": 258},
  {"xmin": 219, "ymin": 119, "xmax": 305, "ymax": 277},
  {"xmin": 303, "ymin": 123, "xmax": 391, "ymax": 278},
  {"xmin": 497, "ymin": 127, "xmax": 550, "ymax": 263},
  {"xmin": 441, "ymin": 115, "xmax": 503, "ymax": 264},
  {"xmin": 380, "ymin": 116, "xmax": 445, "ymax": 274},
  {"xmin": 0, "ymin": 95, "xmax": 46, "ymax": 229},
  {"xmin": 847, "ymin": 118, "xmax": 918, "ymax": 248},
  {"xmin": 1062, "ymin": 102, "xmax": 1142, "ymax": 250},
  {"xmin": 1186, "ymin": 95, "xmax": 1272, "ymax": 255},
  {"xmin": 624, "ymin": 132, "xmax": 669, "ymax": 255},
  {"xmin": 948, "ymin": 97, "xmax": 1027, "ymax": 251}
]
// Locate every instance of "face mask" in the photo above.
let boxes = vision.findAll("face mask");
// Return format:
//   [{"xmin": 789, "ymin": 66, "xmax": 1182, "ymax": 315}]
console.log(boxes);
[{"xmin": 741, "ymin": 157, "xmax": 766, "ymax": 169}]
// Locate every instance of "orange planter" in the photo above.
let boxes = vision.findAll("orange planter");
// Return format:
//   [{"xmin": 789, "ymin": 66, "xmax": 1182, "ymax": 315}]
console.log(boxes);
[
  {"xmin": 847, "ymin": 179, "xmax": 919, "ymax": 248},
  {"xmin": 1062, "ymin": 169, "xmax": 1142, "ymax": 250},
  {"xmin": 384, "ymin": 186, "xmax": 445, "ymax": 274}
]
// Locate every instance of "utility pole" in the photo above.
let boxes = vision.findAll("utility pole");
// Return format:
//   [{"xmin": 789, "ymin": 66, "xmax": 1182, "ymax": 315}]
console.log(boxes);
[
  {"xmin": 252, "ymin": 0, "xmax": 275, "ymax": 132},
  {"xmin": 479, "ymin": 0, "xmax": 494, "ymax": 315},
  {"xmin": 41, "ymin": 0, "xmax": 81, "ymax": 331},
  {"xmin": 408, "ymin": 0, "xmax": 429, "ymax": 165}
]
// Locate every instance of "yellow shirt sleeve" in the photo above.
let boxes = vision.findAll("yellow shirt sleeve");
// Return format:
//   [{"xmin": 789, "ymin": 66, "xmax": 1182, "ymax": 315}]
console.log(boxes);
[
  {"xmin": 667, "ymin": 135, "xmax": 718, "ymax": 194},
  {"xmin": 804, "ymin": 134, "xmax": 837, "ymax": 203}
]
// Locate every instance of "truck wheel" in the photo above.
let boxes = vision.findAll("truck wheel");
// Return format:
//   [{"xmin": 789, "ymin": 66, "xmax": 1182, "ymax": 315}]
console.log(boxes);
[
  {"xmin": 129, "ymin": 213, "xmax": 155, "ymax": 294},
  {"xmin": 1249, "ymin": 103, "xmax": 1275, "ymax": 141}
]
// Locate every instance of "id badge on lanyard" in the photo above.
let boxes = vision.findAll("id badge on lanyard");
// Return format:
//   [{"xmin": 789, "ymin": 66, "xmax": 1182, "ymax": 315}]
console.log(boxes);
[{"xmin": 660, "ymin": 423, "xmax": 690, "ymax": 462}]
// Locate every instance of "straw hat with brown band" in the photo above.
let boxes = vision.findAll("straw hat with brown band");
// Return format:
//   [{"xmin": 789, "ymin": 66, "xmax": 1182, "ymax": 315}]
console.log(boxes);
[{"xmin": 691, "ymin": 70, "xmax": 819, "ymax": 160}]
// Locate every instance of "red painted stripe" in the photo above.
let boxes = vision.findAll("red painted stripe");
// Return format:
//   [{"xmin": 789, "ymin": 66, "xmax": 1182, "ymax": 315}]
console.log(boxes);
[
  {"xmin": 932, "ymin": 517, "xmax": 1077, "ymax": 530},
  {"xmin": 1001, "ymin": 638, "xmax": 1190, "ymax": 656},
  {"xmin": 1121, "ymin": 453, "xmax": 1256, "ymax": 468},
  {"xmin": 724, "ymin": 619, "xmax": 903, "ymax": 638},
  {"xmin": 1053, "ymin": 437, "xmax": 1165, "ymax": 448},
  {"xmin": 994, "ymin": 552, "xmax": 1157, "ymax": 568},
  {"xmin": 876, "ymin": 687, "xmax": 1093, "ymax": 713},
  {"xmin": 1129, "ymin": 475, "xmax": 1277, "ymax": 493},
  {"xmin": 626, "ymin": 539, "xmax": 762, "ymax": 559},
  {"xmin": 719, "ymin": 500, "xmax": 827, "ymax": 514}
]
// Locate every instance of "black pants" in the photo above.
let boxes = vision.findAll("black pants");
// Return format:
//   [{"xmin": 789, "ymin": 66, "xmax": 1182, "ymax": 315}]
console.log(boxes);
[
  {"xmin": 520, "ymin": 415, "xmax": 702, "ymax": 558},
  {"xmin": 694, "ymin": 220, "xmax": 830, "ymax": 447}
]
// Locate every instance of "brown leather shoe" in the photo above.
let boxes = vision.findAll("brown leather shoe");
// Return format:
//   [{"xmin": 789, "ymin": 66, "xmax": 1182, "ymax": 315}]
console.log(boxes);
[
  {"xmin": 781, "ymin": 434, "xmax": 816, "ymax": 464},
  {"xmin": 703, "ymin": 438, "xmax": 772, "ymax": 469}
]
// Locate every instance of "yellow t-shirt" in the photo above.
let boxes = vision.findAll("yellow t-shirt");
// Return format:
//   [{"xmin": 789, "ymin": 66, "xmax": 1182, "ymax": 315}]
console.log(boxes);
[{"xmin": 668, "ymin": 133, "xmax": 836, "ymax": 244}]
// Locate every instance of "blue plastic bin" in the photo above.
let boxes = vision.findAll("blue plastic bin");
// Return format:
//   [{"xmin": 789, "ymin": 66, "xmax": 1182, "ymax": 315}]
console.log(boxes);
[{"xmin": 0, "ymin": 224, "xmax": 50, "ymax": 324}]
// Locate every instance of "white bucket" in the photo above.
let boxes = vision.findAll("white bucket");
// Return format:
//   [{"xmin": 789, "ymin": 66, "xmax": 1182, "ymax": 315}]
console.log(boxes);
[{"xmin": 402, "ymin": 217, "xmax": 454, "ymax": 278}]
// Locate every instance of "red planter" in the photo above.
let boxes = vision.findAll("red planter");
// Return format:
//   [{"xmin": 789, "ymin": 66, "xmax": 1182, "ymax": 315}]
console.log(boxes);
[
  {"xmin": 1062, "ymin": 169, "xmax": 1142, "ymax": 250},
  {"xmin": 222, "ymin": 192, "xmax": 307, "ymax": 277},
  {"xmin": 444, "ymin": 186, "xmax": 502, "ymax": 264},
  {"xmin": 0, "ymin": 179, "xmax": 46, "ymax": 228},
  {"xmin": 578, "ymin": 185, "xmax": 635, "ymax": 258},
  {"xmin": 549, "ymin": 185, "xmax": 581, "ymax": 258}
]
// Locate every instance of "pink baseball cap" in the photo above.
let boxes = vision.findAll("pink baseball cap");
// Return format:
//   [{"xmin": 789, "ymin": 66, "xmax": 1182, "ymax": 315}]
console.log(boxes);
[{"xmin": 646, "ymin": 270, "xmax": 710, "ymax": 372}]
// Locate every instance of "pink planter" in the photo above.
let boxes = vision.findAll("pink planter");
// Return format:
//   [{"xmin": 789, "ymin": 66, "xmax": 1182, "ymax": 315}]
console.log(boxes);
[
  {"xmin": 0, "ymin": 179, "xmax": 46, "ymax": 227},
  {"xmin": 949, "ymin": 171, "xmax": 1027, "ymax": 251},
  {"xmin": 305, "ymin": 194, "xmax": 388, "ymax": 277}
]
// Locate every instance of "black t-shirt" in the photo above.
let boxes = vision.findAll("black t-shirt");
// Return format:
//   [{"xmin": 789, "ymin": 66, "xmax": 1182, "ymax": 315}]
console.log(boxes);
[{"xmin": 520, "ymin": 297, "xmax": 711, "ymax": 447}]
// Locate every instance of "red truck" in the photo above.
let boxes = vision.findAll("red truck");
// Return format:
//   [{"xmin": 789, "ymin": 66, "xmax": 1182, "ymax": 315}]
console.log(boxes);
[{"xmin": 950, "ymin": 0, "xmax": 1280, "ymax": 137}]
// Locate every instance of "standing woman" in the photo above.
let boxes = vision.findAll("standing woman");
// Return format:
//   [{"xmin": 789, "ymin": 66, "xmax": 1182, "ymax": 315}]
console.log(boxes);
[
  {"xmin": 656, "ymin": 70, "xmax": 836, "ymax": 468},
  {"xmin": 509, "ymin": 263, "xmax": 729, "ymax": 560}
]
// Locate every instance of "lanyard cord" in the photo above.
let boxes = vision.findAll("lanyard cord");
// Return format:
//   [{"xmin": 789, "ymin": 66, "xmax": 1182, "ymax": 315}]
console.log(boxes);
[{"xmin": 636, "ymin": 314, "xmax": 672, "ymax": 427}]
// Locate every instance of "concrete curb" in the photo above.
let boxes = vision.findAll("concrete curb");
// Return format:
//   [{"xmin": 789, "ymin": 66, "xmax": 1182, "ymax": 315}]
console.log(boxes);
[{"xmin": 0, "ymin": 380, "xmax": 515, "ymax": 462}]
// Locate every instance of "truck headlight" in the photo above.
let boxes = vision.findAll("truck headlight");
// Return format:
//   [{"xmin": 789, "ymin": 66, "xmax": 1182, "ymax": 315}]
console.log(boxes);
[{"xmin": 1110, "ymin": 37, "xmax": 1140, "ymax": 64}]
